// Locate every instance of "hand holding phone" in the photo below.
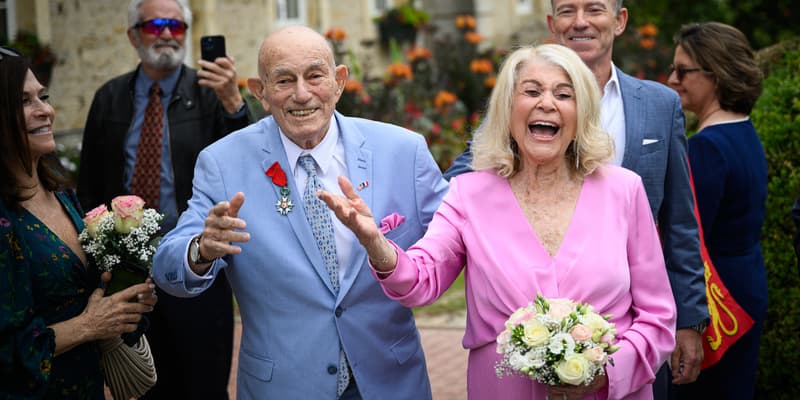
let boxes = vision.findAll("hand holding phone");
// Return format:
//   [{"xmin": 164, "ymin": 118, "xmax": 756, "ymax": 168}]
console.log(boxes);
[{"xmin": 200, "ymin": 35, "xmax": 226, "ymax": 62}]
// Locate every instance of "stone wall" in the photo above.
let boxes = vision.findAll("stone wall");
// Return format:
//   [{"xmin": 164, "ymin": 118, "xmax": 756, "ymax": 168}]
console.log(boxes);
[{"xmin": 49, "ymin": 0, "xmax": 138, "ymax": 131}]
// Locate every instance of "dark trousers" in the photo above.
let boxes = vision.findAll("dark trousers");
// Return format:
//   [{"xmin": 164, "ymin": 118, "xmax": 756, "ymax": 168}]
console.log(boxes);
[{"xmin": 140, "ymin": 271, "xmax": 234, "ymax": 400}]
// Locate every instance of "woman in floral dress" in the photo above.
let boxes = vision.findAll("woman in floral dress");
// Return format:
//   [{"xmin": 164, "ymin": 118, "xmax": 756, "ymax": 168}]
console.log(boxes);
[{"xmin": 0, "ymin": 46, "xmax": 157, "ymax": 398}]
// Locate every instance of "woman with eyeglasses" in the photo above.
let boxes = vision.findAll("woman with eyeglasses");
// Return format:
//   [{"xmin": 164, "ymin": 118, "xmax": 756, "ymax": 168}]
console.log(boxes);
[
  {"xmin": 0, "ymin": 46, "xmax": 158, "ymax": 398},
  {"xmin": 667, "ymin": 22, "xmax": 767, "ymax": 399}
]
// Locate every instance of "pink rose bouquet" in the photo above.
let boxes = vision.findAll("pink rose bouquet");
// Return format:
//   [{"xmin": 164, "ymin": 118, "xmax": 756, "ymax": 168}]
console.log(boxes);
[
  {"xmin": 78, "ymin": 195, "xmax": 163, "ymax": 294},
  {"xmin": 495, "ymin": 294, "xmax": 620, "ymax": 386}
]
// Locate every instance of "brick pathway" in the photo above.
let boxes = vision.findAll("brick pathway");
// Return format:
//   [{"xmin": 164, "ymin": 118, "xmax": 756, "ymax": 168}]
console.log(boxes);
[{"xmin": 226, "ymin": 316, "xmax": 468, "ymax": 399}]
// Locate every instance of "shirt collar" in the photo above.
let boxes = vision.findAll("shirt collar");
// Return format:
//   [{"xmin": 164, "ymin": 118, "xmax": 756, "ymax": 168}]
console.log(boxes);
[
  {"xmin": 280, "ymin": 115, "xmax": 340, "ymax": 176},
  {"xmin": 136, "ymin": 65, "xmax": 182, "ymax": 99},
  {"xmin": 603, "ymin": 63, "xmax": 621, "ymax": 98}
]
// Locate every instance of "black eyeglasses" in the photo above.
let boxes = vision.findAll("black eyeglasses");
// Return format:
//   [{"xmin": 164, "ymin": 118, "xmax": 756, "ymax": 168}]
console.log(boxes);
[
  {"xmin": 133, "ymin": 18, "xmax": 188, "ymax": 36},
  {"xmin": 0, "ymin": 46, "xmax": 22, "ymax": 60},
  {"xmin": 668, "ymin": 64, "xmax": 709, "ymax": 81}
]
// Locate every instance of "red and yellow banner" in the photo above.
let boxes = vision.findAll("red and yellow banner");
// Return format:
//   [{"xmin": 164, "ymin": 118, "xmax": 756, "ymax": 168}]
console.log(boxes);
[{"xmin": 687, "ymin": 163, "xmax": 754, "ymax": 369}]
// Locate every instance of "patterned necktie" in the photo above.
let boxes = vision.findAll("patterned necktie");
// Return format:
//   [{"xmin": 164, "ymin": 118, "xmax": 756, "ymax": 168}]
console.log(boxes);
[
  {"xmin": 131, "ymin": 82, "xmax": 163, "ymax": 210},
  {"xmin": 298, "ymin": 155, "xmax": 351, "ymax": 395}
]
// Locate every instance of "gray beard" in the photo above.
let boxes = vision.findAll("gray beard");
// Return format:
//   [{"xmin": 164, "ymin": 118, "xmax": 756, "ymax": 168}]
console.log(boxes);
[{"xmin": 137, "ymin": 40, "xmax": 185, "ymax": 71}]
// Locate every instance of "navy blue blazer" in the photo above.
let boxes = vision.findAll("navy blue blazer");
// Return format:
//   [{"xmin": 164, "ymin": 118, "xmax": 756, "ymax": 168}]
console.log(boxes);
[{"xmin": 445, "ymin": 68, "xmax": 708, "ymax": 328}]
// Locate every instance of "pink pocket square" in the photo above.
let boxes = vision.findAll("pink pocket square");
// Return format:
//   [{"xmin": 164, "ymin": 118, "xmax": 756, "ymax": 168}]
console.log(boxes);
[{"xmin": 379, "ymin": 213, "xmax": 405, "ymax": 234}]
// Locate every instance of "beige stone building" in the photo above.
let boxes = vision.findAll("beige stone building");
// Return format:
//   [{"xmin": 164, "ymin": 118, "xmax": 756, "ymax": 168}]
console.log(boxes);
[{"xmin": 2, "ymin": 0, "xmax": 550, "ymax": 132}]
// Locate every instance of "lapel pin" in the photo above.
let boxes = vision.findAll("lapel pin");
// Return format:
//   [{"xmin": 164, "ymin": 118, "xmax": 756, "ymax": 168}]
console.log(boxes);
[{"xmin": 357, "ymin": 181, "xmax": 369, "ymax": 191}]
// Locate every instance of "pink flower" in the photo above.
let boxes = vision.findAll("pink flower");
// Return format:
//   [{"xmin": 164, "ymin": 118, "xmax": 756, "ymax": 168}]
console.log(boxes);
[
  {"xmin": 547, "ymin": 298, "xmax": 576, "ymax": 319},
  {"xmin": 83, "ymin": 205, "xmax": 111, "ymax": 238},
  {"xmin": 496, "ymin": 329, "xmax": 512, "ymax": 354},
  {"xmin": 582, "ymin": 346, "xmax": 607, "ymax": 363},
  {"xmin": 0, "ymin": 217, "xmax": 11, "ymax": 227},
  {"xmin": 111, "ymin": 195, "xmax": 145, "ymax": 234},
  {"xmin": 379, "ymin": 213, "xmax": 406, "ymax": 234},
  {"xmin": 569, "ymin": 324, "xmax": 592, "ymax": 341}
]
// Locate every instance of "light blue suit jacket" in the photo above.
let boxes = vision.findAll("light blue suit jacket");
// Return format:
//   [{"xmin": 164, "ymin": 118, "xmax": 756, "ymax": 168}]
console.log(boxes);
[
  {"xmin": 153, "ymin": 112, "xmax": 448, "ymax": 399},
  {"xmin": 444, "ymin": 68, "xmax": 707, "ymax": 328}
]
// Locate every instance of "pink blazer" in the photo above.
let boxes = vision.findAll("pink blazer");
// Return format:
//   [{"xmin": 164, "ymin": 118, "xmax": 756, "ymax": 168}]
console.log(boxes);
[{"xmin": 379, "ymin": 166, "xmax": 677, "ymax": 399}]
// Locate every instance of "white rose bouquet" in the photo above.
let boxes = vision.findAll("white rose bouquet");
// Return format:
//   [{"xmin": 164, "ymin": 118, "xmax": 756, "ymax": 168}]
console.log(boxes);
[
  {"xmin": 78, "ymin": 195, "xmax": 163, "ymax": 294},
  {"xmin": 495, "ymin": 294, "xmax": 620, "ymax": 386}
]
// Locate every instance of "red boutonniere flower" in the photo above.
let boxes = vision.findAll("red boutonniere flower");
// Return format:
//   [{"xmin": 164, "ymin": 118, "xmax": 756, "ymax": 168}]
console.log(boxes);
[{"xmin": 266, "ymin": 162, "xmax": 293, "ymax": 215}]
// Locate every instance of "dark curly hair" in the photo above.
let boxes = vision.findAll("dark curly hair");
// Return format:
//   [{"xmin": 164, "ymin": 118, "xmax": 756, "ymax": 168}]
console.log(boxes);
[
  {"xmin": 0, "ymin": 46, "xmax": 69, "ymax": 209},
  {"xmin": 673, "ymin": 22, "xmax": 763, "ymax": 114}
]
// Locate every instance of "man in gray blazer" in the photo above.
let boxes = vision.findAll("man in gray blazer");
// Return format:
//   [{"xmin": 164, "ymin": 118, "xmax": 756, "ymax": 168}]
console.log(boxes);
[{"xmin": 445, "ymin": 0, "xmax": 708, "ymax": 397}]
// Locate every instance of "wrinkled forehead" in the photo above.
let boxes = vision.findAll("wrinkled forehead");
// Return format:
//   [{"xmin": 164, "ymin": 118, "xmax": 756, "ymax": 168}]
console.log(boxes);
[
  {"xmin": 551, "ymin": 0, "xmax": 619, "ymax": 11},
  {"xmin": 263, "ymin": 46, "xmax": 333, "ymax": 75}
]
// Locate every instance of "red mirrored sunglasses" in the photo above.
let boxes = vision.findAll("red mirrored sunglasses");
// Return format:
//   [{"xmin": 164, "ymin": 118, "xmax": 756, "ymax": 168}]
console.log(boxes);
[{"xmin": 133, "ymin": 18, "xmax": 188, "ymax": 36}]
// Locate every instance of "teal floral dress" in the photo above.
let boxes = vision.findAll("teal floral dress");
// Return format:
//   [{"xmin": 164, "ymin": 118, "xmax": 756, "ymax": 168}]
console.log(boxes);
[{"xmin": 0, "ymin": 191, "xmax": 104, "ymax": 399}]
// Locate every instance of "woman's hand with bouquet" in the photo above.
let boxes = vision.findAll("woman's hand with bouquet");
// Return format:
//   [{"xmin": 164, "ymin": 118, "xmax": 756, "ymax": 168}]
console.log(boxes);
[
  {"xmin": 79, "ymin": 272, "xmax": 157, "ymax": 340},
  {"xmin": 496, "ymin": 295, "xmax": 620, "ymax": 399},
  {"xmin": 49, "ymin": 272, "xmax": 157, "ymax": 356},
  {"xmin": 546, "ymin": 373, "xmax": 607, "ymax": 400}
]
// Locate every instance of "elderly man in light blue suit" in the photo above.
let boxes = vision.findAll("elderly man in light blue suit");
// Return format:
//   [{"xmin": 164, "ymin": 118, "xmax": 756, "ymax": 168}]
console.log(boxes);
[
  {"xmin": 153, "ymin": 26, "xmax": 446, "ymax": 400},
  {"xmin": 446, "ymin": 0, "xmax": 708, "ymax": 397}
]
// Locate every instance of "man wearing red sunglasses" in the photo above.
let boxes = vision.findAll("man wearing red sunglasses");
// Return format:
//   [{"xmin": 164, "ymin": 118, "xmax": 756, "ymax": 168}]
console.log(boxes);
[{"xmin": 77, "ymin": 0, "xmax": 252, "ymax": 399}]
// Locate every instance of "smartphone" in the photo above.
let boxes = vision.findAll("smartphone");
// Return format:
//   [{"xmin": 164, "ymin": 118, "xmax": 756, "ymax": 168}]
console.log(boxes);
[{"xmin": 200, "ymin": 35, "xmax": 226, "ymax": 62}]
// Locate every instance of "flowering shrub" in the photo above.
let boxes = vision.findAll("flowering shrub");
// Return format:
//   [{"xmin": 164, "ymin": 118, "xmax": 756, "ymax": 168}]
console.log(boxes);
[
  {"xmin": 332, "ymin": 16, "xmax": 501, "ymax": 171},
  {"xmin": 615, "ymin": 23, "xmax": 673, "ymax": 83}
]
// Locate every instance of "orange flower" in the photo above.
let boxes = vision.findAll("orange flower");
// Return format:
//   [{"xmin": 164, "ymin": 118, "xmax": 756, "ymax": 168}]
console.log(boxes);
[
  {"xmin": 434, "ymin": 90, "xmax": 458, "ymax": 109},
  {"xmin": 484, "ymin": 76, "xmax": 497, "ymax": 88},
  {"xmin": 325, "ymin": 27, "xmax": 347, "ymax": 41},
  {"xmin": 344, "ymin": 79, "xmax": 363, "ymax": 93},
  {"xmin": 386, "ymin": 62, "xmax": 413, "ymax": 80},
  {"xmin": 455, "ymin": 15, "xmax": 477, "ymax": 30},
  {"xmin": 237, "ymin": 78, "xmax": 248, "ymax": 90},
  {"xmin": 470, "ymin": 59, "xmax": 493, "ymax": 74},
  {"xmin": 637, "ymin": 23, "xmax": 658, "ymax": 37},
  {"xmin": 464, "ymin": 31, "xmax": 483, "ymax": 45},
  {"xmin": 406, "ymin": 46, "xmax": 433, "ymax": 62},
  {"xmin": 639, "ymin": 37, "xmax": 656, "ymax": 50}
]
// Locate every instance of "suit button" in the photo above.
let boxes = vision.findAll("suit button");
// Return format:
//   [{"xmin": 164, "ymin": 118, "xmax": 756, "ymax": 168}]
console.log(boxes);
[
  {"xmin": 335, "ymin": 306, "xmax": 343, "ymax": 317},
  {"xmin": 327, "ymin": 364, "xmax": 338, "ymax": 375}
]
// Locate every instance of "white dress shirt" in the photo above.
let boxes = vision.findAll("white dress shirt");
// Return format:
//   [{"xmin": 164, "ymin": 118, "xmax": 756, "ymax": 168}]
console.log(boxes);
[
  {"xmin": 279, "ymin": 117, "xmax": 354, "ymax": 286},
  {"xmin": 601, "ymin": 64, "xmax": 626, "ymax": 166}
]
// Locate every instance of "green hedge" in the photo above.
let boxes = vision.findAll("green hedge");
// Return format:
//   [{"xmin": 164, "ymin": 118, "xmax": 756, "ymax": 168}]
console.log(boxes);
[{"xmin": 752, "ymin": 45, "xmax": 800, "ymax": 399}]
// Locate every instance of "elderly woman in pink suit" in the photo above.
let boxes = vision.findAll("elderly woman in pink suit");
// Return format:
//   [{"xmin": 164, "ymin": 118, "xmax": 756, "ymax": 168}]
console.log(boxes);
[{"xmin": 320, "ymin": 44, "xmax": 676, "ymax": 400}]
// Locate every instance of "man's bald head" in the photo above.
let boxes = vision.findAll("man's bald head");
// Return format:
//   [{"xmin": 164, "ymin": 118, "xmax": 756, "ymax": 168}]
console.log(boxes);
[{"xmin": 257, "ymin": 25, "xmax": 336, "ymax": 79}]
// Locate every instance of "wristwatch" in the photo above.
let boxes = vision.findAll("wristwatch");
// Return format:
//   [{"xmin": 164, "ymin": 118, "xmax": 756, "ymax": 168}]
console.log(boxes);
[
  {"xmin": 189, "ymin": 235, "xmax": 215, "ymax": 264},
  {"xmin": 690, "ymin": 320, "xmax": 709, "ymax": 335}
]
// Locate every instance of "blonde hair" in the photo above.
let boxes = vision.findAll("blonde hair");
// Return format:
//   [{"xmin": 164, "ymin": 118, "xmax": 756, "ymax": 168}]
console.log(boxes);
[{"xmin": 471, "ymin": 44, "xmax": 613, "ymax": 178}]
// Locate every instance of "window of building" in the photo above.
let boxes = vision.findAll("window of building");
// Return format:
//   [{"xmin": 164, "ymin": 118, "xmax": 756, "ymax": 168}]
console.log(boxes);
[
  {"xmin": 275, "ymin": 0, "xmax": 306, "ymax": 26},
  {"xmin": 0, "ymin": 0, "xmax": 16, "ymax": 43},
  {"xmin": 516, "ymin": 0, "xmax": 532, "ymax": 14},
  {"xmin": 371, "ymin": 0, "xmax": 393, "ymax": 17}
]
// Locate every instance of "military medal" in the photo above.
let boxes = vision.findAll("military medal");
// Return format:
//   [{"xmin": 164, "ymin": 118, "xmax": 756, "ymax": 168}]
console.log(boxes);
[
  {"xmin": 275, "ymin": 187, "xmax": 294, "ymax": 215},
  {"xmin": 266, "ymin": 161, "xmax": 293, "ymax": 215}
]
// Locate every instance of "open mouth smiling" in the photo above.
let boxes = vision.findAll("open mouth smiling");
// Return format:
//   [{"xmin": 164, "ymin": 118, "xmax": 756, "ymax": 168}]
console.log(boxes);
[
  {"xmin": 529, "ymin": 121, "xmax": 560, "ymax": 139},
  {"xmin": 28, "ymin": 126, "xmax": 51, "ymax": 136}
]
